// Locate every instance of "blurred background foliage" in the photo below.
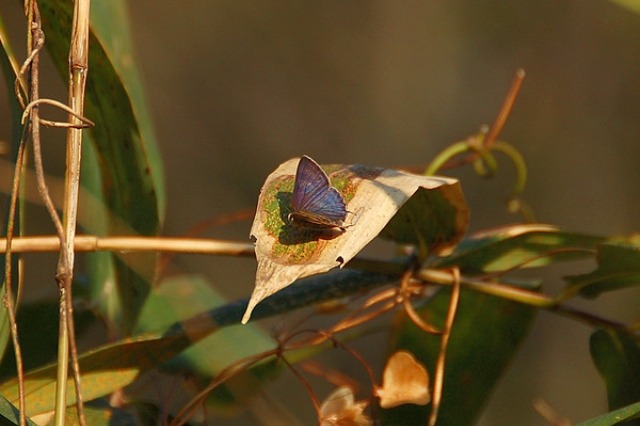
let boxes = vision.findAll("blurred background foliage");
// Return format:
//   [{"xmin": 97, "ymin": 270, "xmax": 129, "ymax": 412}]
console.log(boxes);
[{"xmin": 1, "ymin": 1, "xmax": 639, "ymax": 424}]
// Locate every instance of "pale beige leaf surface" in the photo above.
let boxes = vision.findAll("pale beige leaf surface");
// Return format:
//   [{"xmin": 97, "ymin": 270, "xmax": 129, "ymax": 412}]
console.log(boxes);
[
  {"xmin": 375, "ymin": 350, "xmax": 431, "ymax": 408},
  {"xmin": 242, "ymin": 157, "xmax": 468, "ymax": 323},
  {"xmin": 319, "ymin": 387, "xmax": 371, "ymax": 426}
]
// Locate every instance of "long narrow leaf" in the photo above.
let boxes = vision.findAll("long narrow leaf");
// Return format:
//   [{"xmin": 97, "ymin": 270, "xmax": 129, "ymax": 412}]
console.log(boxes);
[
  {"xmin": 575, "ymin": 401, "xmax": 640, "ymax": 426},
  {"xmin": 38, "ymin": 0, "xmax": 165, "ymax": 331},
  {"xmin": 0, "ymin": 268, "xmax": 397, "ymax": 415},
  {"xmin": 437, "ymin": 225, "xmax": 602, "ymax": 274}
]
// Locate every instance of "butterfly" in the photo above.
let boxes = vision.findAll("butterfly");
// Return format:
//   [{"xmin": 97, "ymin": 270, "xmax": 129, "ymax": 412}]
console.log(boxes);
[{"xmin": 288, "ymin": 155, "xmax": 348, "ymax": 231}]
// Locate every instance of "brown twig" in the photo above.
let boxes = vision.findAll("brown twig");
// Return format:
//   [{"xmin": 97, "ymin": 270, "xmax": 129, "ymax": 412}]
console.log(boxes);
[
  {"xmin": 417, "ymin": 268, "xmax": 629, "ymax": 331},
  {"xmin": 55, "ymin": 0, "xmax": 92, "ymax": 424},
  {"xmin": 429, "ymin": 268, "xmax": 460, "ymax": 426},
  {"xmin": 22, "ymin": 6, "xmax": 65, "ymax": 241},
  {"xmin": 400, "ymin": 269, "xmax": 441, "ymax": 335},
  {"xmin": 21, "ymin": 98, "xmax": 94, "ymax": 128},
  {"xmin": 437, "ymin": 68, "xmax": 526, "ymax": 171},
  {"xmin": 169, "ymin": 350, "xmax": 279, "ymax": 426},
  {"xmin": 3, "ymin": 126, "xmax": 29, "ymax": 426},
  {"xmin": 0, "ymin": 235, "xmax": 256, "ymax": 256},
  {"xmin": 13, "ymin": 3, "xmax": 54, "ymax": 425},
  {"xmin": 483, "ymin": 68, "xmax": 526, "ymax": 150}
]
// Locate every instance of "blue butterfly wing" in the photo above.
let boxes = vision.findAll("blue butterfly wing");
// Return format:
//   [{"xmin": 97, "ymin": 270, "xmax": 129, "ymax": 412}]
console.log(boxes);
[{"xmin": 291, "ymin": 156, "xmax": 347, "ymax": 225}]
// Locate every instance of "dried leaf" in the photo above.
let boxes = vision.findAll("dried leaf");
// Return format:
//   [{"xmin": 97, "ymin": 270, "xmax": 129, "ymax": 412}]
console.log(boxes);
[
  {"xmin": 319, "ymin": 387, "xmax": 371, "ymax": 426},
  {"xmin": 242, "ymin": 157, "xmax": 468, "ymax": 323},
  {"xmin": 376, "ymin": 350, "xmax": 430, "ymax": 408}
]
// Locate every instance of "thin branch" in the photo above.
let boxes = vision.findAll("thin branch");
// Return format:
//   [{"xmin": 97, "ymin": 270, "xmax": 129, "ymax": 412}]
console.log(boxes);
[
  {"xmin": 416, "ymin": 268, "xmax": 628, "ymax": 330},
  {"xmin": 429, "ymin": 268, "xmax": 460, "ymax": 426},
  {"xmin": 21, "ymin": 3, "xmax": 55, "ymax": 425},
  {"xmin": 21, "ymin": 98, "xmax": 94, "ymax": 127},
  {"xmin": 0, "ymin": 232, "xmax": 628, "ymax": 331},
  {"xmin": 0, "ymin": 235, "xmax": 256, "ymax": 256},
  {"xmin": 3, "ymin": 126, "xmax": 29, "ymax": 426},
  {"xmin": 56, "ymin": 0, "xmax": 92, "ymax": 424},
  {"xmin": 170, "ymin": 350, "xmax": 279, "ymax": 426},
  {"xmin": 483, "ymin": 68, "xmax": 526, "ymax": 149},
  {"xmin": 426, "ymin": 68, "xmax": 526, "ymax": 173},
  {"xmin": 400, "ymin": 270, "xmax": 441, "ymax": 334},
  {"xmin": 0, "ymin": 235, "xmax": 627, "ymax": 332},
  {"xmin": 21, "ymin": 10, "xmax": 65, "ymax": 241},
  {"xmin": 23, "ymin": 1, "xmax": 71, "ymax": 422}
]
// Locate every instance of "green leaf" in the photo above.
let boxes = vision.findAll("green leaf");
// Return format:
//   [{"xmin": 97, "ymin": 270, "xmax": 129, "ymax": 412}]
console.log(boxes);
[
  {"xmin": 0, "ymin": 268, "xmax": 396, "ymax": 415},
  {"xmin": 63, "ymin": 402, "xmax": 137, "ymax": 426},
  {"xmin": 38, "ymin": 0, "xmax": 165, "ymax": 331},
  {"xmin": 0, "ymin": 300, "xmax": 96, "ymax": 381},
  {"xmin": 590, "ymin": 329, "xmax": 640, "ymax": 412},
  {"xmin": 575, "ymin": 401, "xmax": 640, "ymax": 426},
  {"xmin": 135, "ymin": 274, "xmax": 273, "ymax": 378},
  {"xmin": 0, "ymin": 332, "xmax": 191, "ymax": 416},
  {"xmin": 379, "ymin": 179, "xmax": 469, "ymax": 253},
  {"xmin": 0, "ymin": 394, "xmax": 38, "ymax": 426},
  {"xmin": 436, "ymin": 225, "xmax": 602, "ymax": 274},
  {"xmin": 134, "ymin": 275, "xmax": 283, "ymax": 411},
  {"xmin": 568, "ymin": 243, "xmax": 640, "ymax": 298},
  {"xmin": 382, "ymin": 287, "xmax": 537, "ymax": 425},
  {"xmin": 88, "ymin": 0, "xmax": 165, "ymax": 212}
]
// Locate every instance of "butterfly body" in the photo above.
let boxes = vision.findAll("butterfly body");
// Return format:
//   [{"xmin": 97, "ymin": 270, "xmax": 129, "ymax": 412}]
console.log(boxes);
[{"xmin": 288, "ymin": 156, "xmax": 348, "ymax": 231}]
